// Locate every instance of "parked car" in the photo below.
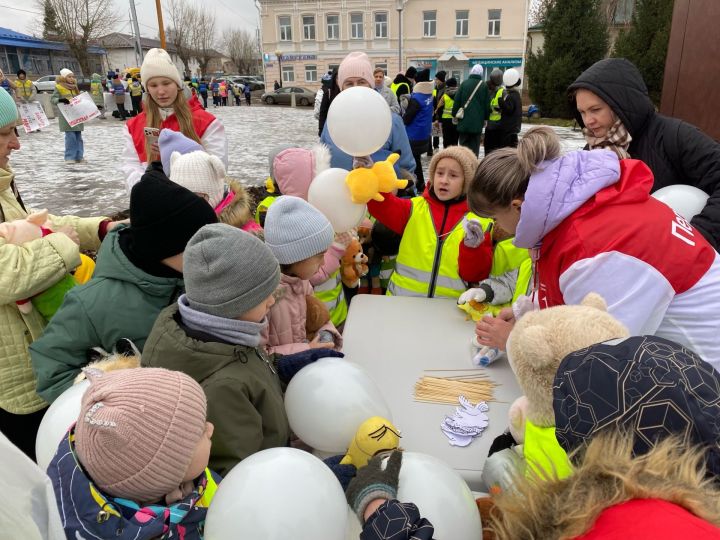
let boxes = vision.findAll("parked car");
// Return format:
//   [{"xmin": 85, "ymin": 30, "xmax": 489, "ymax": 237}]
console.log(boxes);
[
  {"xmin": 261, "ymin": 86, "xmax": 315, "ymax": 106},
  {"xmin": 34, "ymin": 75, "xmax": 92, "ymax": 93},
  {"xmin": 231, "ymin": 76, "xmax": 264, "ymax": 91}
]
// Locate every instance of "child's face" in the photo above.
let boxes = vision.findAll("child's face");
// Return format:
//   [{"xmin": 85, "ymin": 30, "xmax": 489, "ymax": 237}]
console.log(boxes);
[
  {"xmin": 183, "ymin": 422, "xmax": 214, "ymax": 482},
  {"xmin": 238, "ymin": 293, "xmax": 276, "ymax": 323},
  {"xmin": 433, "ymin": 158, "xmax": 465, "ymax": 201},
  {"xmin": 286, "ymin": 252, "xmax": 326, "ymax": 280},
  {"xmin": 490, "ymin": 200, "xmax": 523, "ymax": 234}
]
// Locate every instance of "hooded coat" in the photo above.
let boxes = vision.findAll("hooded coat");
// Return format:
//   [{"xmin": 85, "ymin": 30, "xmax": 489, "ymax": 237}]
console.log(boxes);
[
  {"xmin": 514, "ymin": 150, "xmax": 720, "ymax": 369},
  {"xmin": 568, "ymin": 58, "xmax": 720, "ymax": 250}
]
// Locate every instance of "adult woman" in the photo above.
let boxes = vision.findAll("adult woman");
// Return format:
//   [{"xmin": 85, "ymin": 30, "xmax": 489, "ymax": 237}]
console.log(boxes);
[
  {"xmin": 452, "ymin": 64, "xmax": 489, "ymax": 156},
  {"xmin": 119, "ymin": 48, "xmax": 227, "ymax": 191},
  {"xmin": 0, "ymin": 87, "xmax": 122, "ymax": 459},
  {"xmin": 320, "ymin": 51, "xmax": 415, "ymax": 176},
  {"xmin": 51, "ymin": 68, "xmax": 85, "ymax": 163},
  {"xmin": 568, "ymin": 58, "xmax": 720, "ymax": 250},
  {"xmin": 468, "ymin": 127, "xmax": 720, "ymax": 369}
]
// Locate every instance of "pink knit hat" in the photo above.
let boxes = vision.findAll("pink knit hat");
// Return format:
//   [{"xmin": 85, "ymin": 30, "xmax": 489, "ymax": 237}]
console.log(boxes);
[
  {"xmin": 272, "ymin": 144, "xmax": 331, "ymax": 200},
  {"xmin": 338, "ymin": 52, "xmax": 374, "ymax": 89},
  {"xmin": 74, "ymin": 368, "xmax": 207, "ymax": 503}
]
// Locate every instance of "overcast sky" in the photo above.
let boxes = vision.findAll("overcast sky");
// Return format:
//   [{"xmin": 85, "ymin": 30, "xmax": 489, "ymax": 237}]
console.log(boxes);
[{"xmin": 0, "ymin": 0, "xmax": 258, "ymax": 42}]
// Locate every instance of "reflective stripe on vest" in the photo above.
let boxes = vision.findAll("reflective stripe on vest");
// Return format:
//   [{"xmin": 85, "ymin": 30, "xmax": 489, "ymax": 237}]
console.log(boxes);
[
  {"xmin": 391, "ymin": 81, "xmax": 409, "ymax": 96},
  {"xmin": 313, "ymin": 269, "xmax": 348, "ymax": 326},
  {"xmin": 387, "ymin": 197, "xmax": 491, "ymax": 299},
  {"xmin": 523, "ymin": 420, "xmax": 572, "ymax": 480},
  {"xmin": 489, "ymin": 87, "xmax": 504, "ymax": 122},
  {"xmin": 379, "ymin": 256, "xmax": 396, "ymax": 288},
  {"xmin": 442, "ymin": 93, "xmax": 455, "ymax": 119},
  {"xmin": 484, "ymin": 236, "xmax": 533, "ymax": 315},
  {"xmin": 254, "ymin": 195, "xmax": 278, "ymax": 224}
]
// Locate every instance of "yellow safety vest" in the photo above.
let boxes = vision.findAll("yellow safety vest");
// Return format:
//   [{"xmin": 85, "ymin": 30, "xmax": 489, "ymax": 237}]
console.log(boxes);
[
  {"xmin": 254, "ymin": 195, "xmax": 278, "ymax": 225},
  {"xmin": 312, "ymin": 269, "xmax": 348, "ymax": 327},
  {"xmin": 391, "ymin": 81, "xmax": 409, "ymax": 96},
  {"xmin": 90, "ymin": 81, "xmax": 103, "ymax": 98},
  {"xmin": 129, "ymin": 82, "xmax": 143, "ymax": 97},
  {"xmin": 379, "ymin": 255, "xmax": 396, "ymax": 289},
  {"xmin": 489, "ymin": 87, "xmax": 504, "ymax": 122},
  {"xmin": 442, "ymin": 93, "xmax": 455, "ymax": 119},
  {"xmin": 484, "ymin": 236, "xmax": 532, "ymax": 315},
  {"xmin": 55, "ymin": 84, "xmax": 79, "ymax": 99},
  {"xmin": 388, "ymin": 197, "xmax": 492, "ymax": 299},
  {"xmin": 523, "ymin": 419, "xmax": 572, "ymax": 480},
  {"xmin": 14, "ymin": 79, "xmax": 34, "ymax": 100}
]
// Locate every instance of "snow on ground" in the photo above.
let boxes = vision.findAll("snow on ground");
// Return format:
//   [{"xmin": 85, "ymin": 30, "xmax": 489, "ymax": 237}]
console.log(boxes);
[{"xmin": 10, "ymin": 103, "xmax": 587, "ymax": 217}]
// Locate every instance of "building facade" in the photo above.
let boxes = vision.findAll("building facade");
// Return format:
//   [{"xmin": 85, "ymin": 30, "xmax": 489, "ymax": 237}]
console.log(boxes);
[
  {"xmin": 258, "ymin": 0, "xmax": 528, "ymax": 90},
  {"xmin": 97, "ymin": 33, "xmax": 201, "ymax": 77}
]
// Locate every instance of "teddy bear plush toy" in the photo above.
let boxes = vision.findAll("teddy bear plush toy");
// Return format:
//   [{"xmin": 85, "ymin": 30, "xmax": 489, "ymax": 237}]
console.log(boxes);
[
  {"xmin": 305, "ymin": 294, "xmax": 334, "ymax": 343},
  {"xmin": 341, "ymin": 238, "xmax": 369, "ymax": 288},
  {"xmin": 482, "ymin": 293, "xmax": 630, "ymax": 491}
]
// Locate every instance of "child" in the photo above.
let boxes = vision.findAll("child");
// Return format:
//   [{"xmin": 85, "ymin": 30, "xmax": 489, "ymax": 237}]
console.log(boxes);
[
  {"xmin": 30, "ymin": 168, "xmax": 218, "ymax": 403},
  {"xmin": 142, "ymin": 223, "xmax": 337, "ymax": 474},
  {"xmin": 263, "ymin": 196, "xmax": 343, "ymax": 352},
  {"xmin": 47, "ymin": 367, "xmax": 219, "ymax": 539},
  {"xmin": 353, "ymin": 145, "xmax": 493, "ymax": 299},
  {"xmin": 51, "ymin": 68, "xmax": 85, "ymax": 162}
]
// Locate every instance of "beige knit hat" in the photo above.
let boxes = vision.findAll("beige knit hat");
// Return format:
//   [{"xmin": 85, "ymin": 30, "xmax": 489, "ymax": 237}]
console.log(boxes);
[
  {"xmin": 74, "ymin": 368, "xmax": 207, "ymax": 503},
  {"xmin": 338, "ymin": 51, "xmax": 374, "ymax": 89},
  {"xmin": 141, "ymin": 48, "xmax": 183, "ymax": 87},
  {"xmin": 170, "ymin": 150, "xmax": 226, "ymax": 208},
  {"xmin": 428, "ymin": 145, "xmax": 479, "ymax": 192}
]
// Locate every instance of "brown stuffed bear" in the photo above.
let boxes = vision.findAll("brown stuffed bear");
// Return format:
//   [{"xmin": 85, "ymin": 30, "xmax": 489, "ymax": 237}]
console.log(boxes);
[
  {"xmin": 341, "ymin": 238, "xmax": 369, "ymax": 288},
  {"xmin": 305, "ymin": 295, "xmax": 331, "ymax": 341}
]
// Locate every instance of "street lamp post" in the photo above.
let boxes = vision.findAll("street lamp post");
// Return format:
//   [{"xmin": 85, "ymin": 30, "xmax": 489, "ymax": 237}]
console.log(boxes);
[
  {"xmin": 395, "ymin": 0, "xmax": 405, "ymax": 73},
  {"xmin": 275, "ymin": 50, "xmax": 283, "ymax": 87}
]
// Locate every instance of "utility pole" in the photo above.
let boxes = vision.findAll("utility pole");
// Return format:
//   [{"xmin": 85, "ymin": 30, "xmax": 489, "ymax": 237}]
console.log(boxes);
[
  {"xmin": 395, "ymin": 0, "xmax": 406, "ymax": 73},
  {"xmin": 155, "ymin": 0, "xmax": 167, "ymax": 49},
  {"xmin": 129, "ymin": 0, "xmax": 144, "ymax": 65}
]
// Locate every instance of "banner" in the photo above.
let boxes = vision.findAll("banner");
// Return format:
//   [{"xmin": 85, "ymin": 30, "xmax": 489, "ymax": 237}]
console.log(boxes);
[
  {"xmin": 57, "ymin": 92, "xmax": 100, "ymax": 127},
  {"xmin": 17, "ymin": 102, "xmax": 50, "ymax": 133}
]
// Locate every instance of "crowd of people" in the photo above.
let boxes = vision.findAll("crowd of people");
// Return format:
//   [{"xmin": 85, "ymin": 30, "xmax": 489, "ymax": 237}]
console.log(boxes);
[{"xmin": 2, "ymin": 45, "xmax": 720, "ymax": 539}]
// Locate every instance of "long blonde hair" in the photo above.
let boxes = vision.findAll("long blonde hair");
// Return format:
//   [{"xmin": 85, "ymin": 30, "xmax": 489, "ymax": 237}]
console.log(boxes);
[
  {"xmin": 143, "ymin": 90, "xmax": 202, "ymax": 162},
  {"xmin": 467, "ymin": 126, "xmax": 561, "ymax": 216}
]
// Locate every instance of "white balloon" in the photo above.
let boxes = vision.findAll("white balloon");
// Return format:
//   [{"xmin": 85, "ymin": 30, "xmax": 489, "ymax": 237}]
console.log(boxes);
[
  {"xmin": 204, "ymin": 447, "xmax": 347, "ymax": 540},
  {"xmin": 327, "ymin": 86, "xmax": 392, "ymax": 157},
  {"xmin": 388, "ymin": 452, "xmax": 482, "ymax": 538},
  {"xmin": 652, "ymin": 184, "xmax": 708, "ymax": 221},
  {"xmin": 35, "ymin": 380, "xmax": 89, "ymax": 471},
  {"xmin": 308, "ymin": 168, "xmax": 367, "ymax": 233},
  {"xmin": 285, "ymin": 358, "xmax": 392, "ymax": 453}
]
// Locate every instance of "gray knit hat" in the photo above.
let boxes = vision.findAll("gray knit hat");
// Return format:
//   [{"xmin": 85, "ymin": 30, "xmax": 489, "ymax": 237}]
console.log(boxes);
[
  {"xmin": 264, "ymin": 196, "xmax": 335, "ymax": 264},
  {"xmin": 183, "ymin": 223, "xmax": 281, "ymax": 318}
]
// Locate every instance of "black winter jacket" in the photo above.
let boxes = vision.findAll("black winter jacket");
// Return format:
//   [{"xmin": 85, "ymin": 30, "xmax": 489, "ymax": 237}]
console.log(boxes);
[
  {"xmin": 568, "ymin": 58, "xmax": 720, "ymax": 250},
  {"xmin": 392, "ymin": 74, "xmax": 413, "ymax": 98},
  {"xmin": 499, "ymin": 88, "xmax": 522, "ymax": 135},
  {"xmin": 362, "ymin": 500, "xmax": 435, "ymax": 540}
]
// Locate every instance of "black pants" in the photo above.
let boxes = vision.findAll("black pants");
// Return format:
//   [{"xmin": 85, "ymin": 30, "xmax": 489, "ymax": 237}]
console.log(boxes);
[
  {"xmin": 245, "ymin": 95, "xmax": 251, "ymax": 105},
  {"xmin": 441, "ymin": 119, "xmax": 459, "ymax": 147},
  {"xmin": 459, "ymin": 132, "xmax": 481, "ymax": 156},
  {"xmin": 200, "ymin": 92, "xmax": 208, "ymax": 108},
  {"xmin": 0, "ymin": 405, "xmax": 48, "ymax": 462},
  {"xmin": 131, "ymin": 95, "xmax": 142, "ymax": 116},
  {"xmin": 116, "ymin": 102, "xmax": 127, "ymax": 120},
  {"xmin": 410, "ymin": 138, "xmax": 428, "ymax": 193},
  {"xmin": 484, "ymin": 128, "xmax": 503, "ymax": 156}
]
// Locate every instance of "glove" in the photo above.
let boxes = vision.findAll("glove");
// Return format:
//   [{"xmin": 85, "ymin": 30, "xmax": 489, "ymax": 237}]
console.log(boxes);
[
  {"xmin": 333, "ymin": 230, "xmax": 356, "ymax": 250},
  {"xmin": 58, "ymin": 98, "xmax": 70, "ymax": 104},
  {"xmin": 275, "ymin": 349, "xmax": 344, "ymax": 384},
  {"xmin": 115, "ymin": 338, "xmax": 141, "ymax": 357},
  {"xmin": 457, "ymin": 287, "xmax": 487, "ymax": 305},
  {"xmin": 488, "ymin": 431, "xmax": 517, "ymax": 457},
  {"xmin": 352, "ymin": 155, "xmax": 374, "ymax": 169},
  {"xmin": 462, "ymin": 217, "xmax": 485, "ymax": 248},
  {"xmin": 322, "ymin": 455, "xmax": 357, "ymax": 491},
  {"xmin": 346, "ymin": 450, "xmax": 403, "ymax": 522}
]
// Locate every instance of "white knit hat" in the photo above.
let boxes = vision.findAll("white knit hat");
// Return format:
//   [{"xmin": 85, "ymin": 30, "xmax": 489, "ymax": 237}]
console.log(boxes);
[
  {"xmin": 59, "ymin": 68, "xmax": 74, "ymax": 78},
  {"xmin": 470, "ymin": 64, "xmax": 484, "ymax": 76},
  {"xmin": 141, "ymin": 48, "xmax": 183, "ymax": 87},
  {"xmin": 169, "ymin": 151, "xmax": 226, "ymax": 209}
]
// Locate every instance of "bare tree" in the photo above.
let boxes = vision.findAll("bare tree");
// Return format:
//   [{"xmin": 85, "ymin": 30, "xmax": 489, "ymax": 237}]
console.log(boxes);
[
  {"xmin": 222, "ymin": 28, "xmax": 257, "ymax": 75},
  {"xmin": 166, "ymin": 0, "xmax": 196, "ymax": 77},
  {"xmin": 39, "ymin": 0, "xmax": 119, "ymax": 76},
  {"xmin": 529, "ymin": 0, "xmax": 555, "ymax": 25},
  {"xmin": 191, "ymin": 11, "xmax": 217, "ymax": 77}
]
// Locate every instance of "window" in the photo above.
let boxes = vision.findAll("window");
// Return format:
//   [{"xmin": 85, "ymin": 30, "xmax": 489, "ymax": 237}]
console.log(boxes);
[
  {"xmin": 488, "ymin": 9, "xmax": 501, "ymax": 36},
  {"xmin": 351, "ymin": 12, "xmax": 364, "ymax": 39},
  {"xmin": 423, "ymin": 11, "xmax": 437, "ymax": 37},
  {"xmin": 328, "ymin": 64, "xmax": 340, "ymax": 73},
  {"xmin": 374, "ymin": 12, "xmax": 388, "ymax": 38},
  {"xmin": 279, "ymin": 16, "xmax": 292, "ymax": 41},
  {"xmin": 282, "ymin": 65, "xmax": 294, "ymax": 83},
  {"xmin": 305, "ymin": 64, "xmax": 317, "ymax": 82},
  {"xmin": 326, "ymin": 14, "xmax": 340, "ymax": 40},
  {"xmin": 456, "ymin": 10, "xmax": 469, "ymax": 36},
  {"xmin": 375, "ymin": 62, "xmax": 387, "ymax": 75},
  {"xmin": 302, "ymin": 15, "xmax": 316, "ymax": 40}
]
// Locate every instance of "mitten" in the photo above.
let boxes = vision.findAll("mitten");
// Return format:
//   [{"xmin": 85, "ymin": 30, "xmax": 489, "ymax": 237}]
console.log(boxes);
[
  {"xmin": 322, "ymin": 454, "xmax": 357, "ymax": 491},
  {"xmin": 457, "ymin": 287, "xmax": 487, "ymax": 305},
  {"xmin": 275, "ymin": 349, "xmax": 344, "ymax": 383},
  {"xmin": 58, "ymin": 98, "xmax": 70, "ymax": 104},
  {"xmin": 346, "ymin": 450, "xmax": 403, "ymax": 522},
  {"xmin": 462, "ymin": 217, "xmax": 485, "ymax": 248}
]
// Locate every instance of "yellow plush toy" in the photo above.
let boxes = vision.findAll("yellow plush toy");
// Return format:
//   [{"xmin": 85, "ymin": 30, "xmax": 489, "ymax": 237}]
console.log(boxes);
[
  {"xmin": 340, "ymin": 416, "xmax": 401, "ymax": 468},
  {"xmin": 345, "ymin": 154, "xmax": 408, "ymax": 204}
]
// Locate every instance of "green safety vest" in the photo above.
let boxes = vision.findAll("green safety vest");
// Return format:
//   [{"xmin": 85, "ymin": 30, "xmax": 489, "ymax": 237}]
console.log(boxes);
[
  {"xmin": 489, "ymin": 87, "xmax": 504, "ymax": 122},
  {"xmin": 379, "ymin": 255, "xmax": 396, "ymax": 289},
  {"xmin": 523, "ymin": 419, "xmax": 572, "ymax": 480},
  {"xmin": 484, "ymin": 237, "xmax": 532, "ymax": 315},
  {"xmin": 442, "ymin": 93, "xmax": 455, "ymax": 119},
  {"xmin": 390, "ymin": 81, "xmax": 409, "ymax": 96},
  {"xmin": 255, "ymin": 195, "xmax": 347, "ymax": 325},
  {"xmin": 388, "ymin": 197, "xmax": 492, "ymax": 299}
]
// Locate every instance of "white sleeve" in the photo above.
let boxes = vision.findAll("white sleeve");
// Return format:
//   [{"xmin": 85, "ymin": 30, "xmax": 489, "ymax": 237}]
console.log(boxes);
[
  {"xmin": 314, "ymin": 90, "xmax": 323, "ymax": 120},
  {"xmin": 118, "ymin": 125, "xmax": 146, "ymax": 194},
  {"xmin": 559, "ymin": 251, "xmax": 675, "ymax": 335},
  {"xmin": 201, "ymin": 119, "xmax": 229, "ymax": 171}
]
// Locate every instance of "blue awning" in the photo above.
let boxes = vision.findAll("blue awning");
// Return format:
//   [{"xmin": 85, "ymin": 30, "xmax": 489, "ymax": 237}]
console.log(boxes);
[{"xmin": 0, "ymin": 27, "xmax": 105, "ymax": 54}]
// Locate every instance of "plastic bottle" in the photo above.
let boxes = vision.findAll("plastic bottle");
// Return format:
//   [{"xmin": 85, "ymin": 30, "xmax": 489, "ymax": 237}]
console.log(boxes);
[{"xmin": 470, "ymin": 336, "xmax": 501, "ymax": 367}]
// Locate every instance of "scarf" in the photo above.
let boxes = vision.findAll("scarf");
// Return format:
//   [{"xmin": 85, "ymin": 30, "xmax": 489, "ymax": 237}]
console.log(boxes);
[
  {"xmin": 58, "ymin": 79, "xmax": 79, "ymax": 93},
  {"xmin": 159, "ymin": 107, "xmax": 174, "ymax": 120},
  {"xmin": 583, "ymin": 117, "xmax": 632, "ymax": 159},
  {"xmin": 177, "ymin": 294, "xmax": 266, "ymax": 347}
]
